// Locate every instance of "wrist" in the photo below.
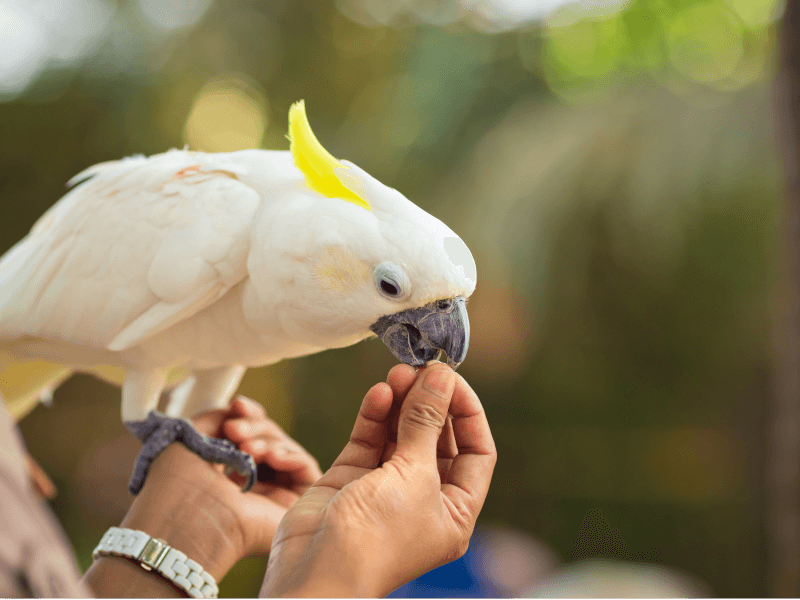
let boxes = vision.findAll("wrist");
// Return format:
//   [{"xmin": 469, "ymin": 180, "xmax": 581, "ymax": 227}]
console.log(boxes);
[
  {"xmin": 85, "ymin": 554, "xmax": 184, "ymax": 598},
  {"xmin": 122, "ymin": 493, "xmax": 239, "ymax": 582},
  {"xmin": 122, "ymin": 447, "xmax": 244, "ymax": 581},
  {"xmin": 262, "ymin": 539, "xmax": 386, "ymax": 598},
  {"xmin": 91, "ymin": 526, "xmax": 221, "ymax": 598},
  {"xmin": 281, "ymin": 581, "xmax": 375, "ymax": 597}
]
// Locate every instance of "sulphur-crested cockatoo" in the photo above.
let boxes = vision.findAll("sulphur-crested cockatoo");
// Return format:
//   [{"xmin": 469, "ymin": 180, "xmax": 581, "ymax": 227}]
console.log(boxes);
[{"xmin": 0, "ymin": 101, "xmax": 476, "ymax": 493}]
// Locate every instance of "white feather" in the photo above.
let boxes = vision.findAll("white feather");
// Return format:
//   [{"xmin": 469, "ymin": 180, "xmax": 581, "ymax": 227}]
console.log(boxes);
[{"xmin": 0, "ymin": 147, "xmax": 476, "ymax": 422}]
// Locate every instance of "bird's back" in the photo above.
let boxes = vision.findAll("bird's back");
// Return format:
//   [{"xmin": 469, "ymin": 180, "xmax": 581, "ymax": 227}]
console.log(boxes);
[{"xmin": 0, "ymin": 149, "xmax": 297, "ymax": 349}]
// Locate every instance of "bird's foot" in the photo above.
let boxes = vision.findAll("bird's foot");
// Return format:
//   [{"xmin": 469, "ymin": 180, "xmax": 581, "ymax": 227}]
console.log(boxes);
[{"xmin": 124, "ymin": 410, "xmax": 256, "ymax": 495}]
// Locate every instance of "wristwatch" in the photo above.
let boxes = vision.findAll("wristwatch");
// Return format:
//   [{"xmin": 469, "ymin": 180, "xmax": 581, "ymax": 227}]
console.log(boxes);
[{"xmin": 92, "ymin": 526, "xmax": 219, "ymax": 598}]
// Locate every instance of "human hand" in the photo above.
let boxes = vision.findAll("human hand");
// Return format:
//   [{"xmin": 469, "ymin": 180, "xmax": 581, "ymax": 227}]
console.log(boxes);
[
  {"xmin": 118, "ymin": 396, "xmax": 322, "ymax": 581},
  {"xmin": 260, "ymin": 362, "xmax": 497, "ymax": 598}
]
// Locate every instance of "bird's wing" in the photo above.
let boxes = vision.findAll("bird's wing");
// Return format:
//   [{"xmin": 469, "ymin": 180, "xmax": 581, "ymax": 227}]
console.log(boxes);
[{"xmin": 1, "ymin": 150, "xmax": 262, "ymax": 352}]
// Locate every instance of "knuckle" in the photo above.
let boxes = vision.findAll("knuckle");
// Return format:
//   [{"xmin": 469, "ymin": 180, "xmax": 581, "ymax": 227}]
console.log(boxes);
[
  {"xmin": 453, "ymin": 498, "xmax": 475, "ymax": 527},
  {"xmin": 405, "ymin": 403, "xmax": 446, "ymax": 431},
  {"xmin": 384, "ymin": 455, "xmax": 416, "ymax": 483},
  {"xmin": 349, "ymin": 435, "xmax": 382, "ymax": 452},
  {"xmin": 240, "ymin": 395, "xmax": 267, "ymax": 415}
]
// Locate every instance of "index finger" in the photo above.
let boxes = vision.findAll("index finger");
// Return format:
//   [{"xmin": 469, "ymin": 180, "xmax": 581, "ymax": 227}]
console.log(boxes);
[
  {"xmin": 441, "ymin": 374, "xmax": 496, "ymax": 517},
  {"xmin": 330, "ymin": 382, "xmax": 393, "ymax": 470}
]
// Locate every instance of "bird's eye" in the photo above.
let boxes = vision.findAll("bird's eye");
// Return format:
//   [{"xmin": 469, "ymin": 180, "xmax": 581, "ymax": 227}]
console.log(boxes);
[
  {"xmin": 374, "ymin": 262, "xmax": 410, "ymax": 301},
  {"xmin": 381, "ymin": 280, "xmax": 399, "ymax": 296}
]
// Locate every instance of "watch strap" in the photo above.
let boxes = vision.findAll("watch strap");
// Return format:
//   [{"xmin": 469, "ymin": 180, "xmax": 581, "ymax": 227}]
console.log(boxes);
[{"xmin": 92, "ymin": 526, "xmax": 219, "ymax": 598}]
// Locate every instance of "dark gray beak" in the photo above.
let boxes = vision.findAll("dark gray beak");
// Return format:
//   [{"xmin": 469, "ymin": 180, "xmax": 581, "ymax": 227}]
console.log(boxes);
[{"xmin": 369, "ymin": 296, "xmax": 470, "ymax": 370}]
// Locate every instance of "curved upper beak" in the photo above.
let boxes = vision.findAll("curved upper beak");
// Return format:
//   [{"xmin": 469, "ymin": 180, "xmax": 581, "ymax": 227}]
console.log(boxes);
[{"xmin": 369, "ymin": 296, "xmax": 470, "ymax": 369}]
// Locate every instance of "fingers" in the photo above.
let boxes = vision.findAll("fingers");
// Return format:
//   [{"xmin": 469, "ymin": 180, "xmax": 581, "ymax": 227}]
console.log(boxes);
[
  {"xmin": 386, "ymin": 364, "xmax": 417, "ymax": 397},
  {"xmin": 437, "ymin": 415, "xmax": 458, "ymax": 460},
  {"xmin": 441, "ymin": 374, "xmax": 497, "ymax": 521},
  {"xmin": 395, "ymin": 363, "xmax": 455, "ymax": 465},
  {"xmin": 386, "ymin": 364, "xmax": 417, "ymax": 443},
  {"xmin": 224, "ymin": 412, "xmax": 285, "ymax": 448},
  {"xmin": 192, "ymin": 408, "xmax": 231, "ymax": 437},
  {"xmin": 25, "ymin": 453, "xmax": 57, "ymax": 500},
  {"xmin": 384, "ymin": 364, "xmax": 457, "ymax": 472},
  {"xmin": 224, "ymin": 409, "xmax": 283, "ymax": 444},
  {"xmin": 330, "ymin": 382, "xmax": 393, "ymax": 470},
  {"xmin": 230, "ymin": 395, "xmax": 267, "ymax": 418},
  {"xmin": 191, "ymin": 396, "xmax": 266, "ymax": 437},
  {"xmin": 224, "ymin": 396, "xmax": 322, "ymax": 485},
  {"xmin": 246, "ymin": 438, "xmax": 319, "ymax": 481}
]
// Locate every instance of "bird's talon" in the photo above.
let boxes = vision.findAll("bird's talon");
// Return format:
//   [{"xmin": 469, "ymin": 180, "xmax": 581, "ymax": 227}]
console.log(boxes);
[{"xmin": 124, "ymin": 410, "xmax": 257, "ymax": 495}]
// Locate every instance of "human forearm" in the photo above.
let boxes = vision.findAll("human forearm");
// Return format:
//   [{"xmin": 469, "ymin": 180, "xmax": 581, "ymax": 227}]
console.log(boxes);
[
  {"xmin": 81, "ymin": 398, "xmax": 319, "ymax": 598},
  {"xmin": 82, "ymin": 495, "xmax": 237, "ymax": 599},
  {"xmin": 119, "ymin": 464, "xmax": 243, "ymax": 582},
  {"xmin": 83, "ymin": 554, "xmax": 184, "ymax": 598},
  {"xmin": 83, "ymin": 445, "xmax": 244, "ymax": 597}
]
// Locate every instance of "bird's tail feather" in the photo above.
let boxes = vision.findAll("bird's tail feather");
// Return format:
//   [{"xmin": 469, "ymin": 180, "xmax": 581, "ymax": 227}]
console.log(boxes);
[
  {"xmin": 0, "ymin": 350, "xmax": 73, "ymax": 421},
  {"xmin": 0, "ymin": 349, "xmax": 192, "ymax": 421}
]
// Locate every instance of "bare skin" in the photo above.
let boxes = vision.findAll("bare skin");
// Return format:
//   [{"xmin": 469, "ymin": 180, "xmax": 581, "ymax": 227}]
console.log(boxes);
[
  {"xmin": 83, "ymin": 396, "xmax": 322, "ymax": 597},
  {"xmin": 82, "ymin": 363, "xmax": 496, "ymax": 598},
  {"xmin": 261, "ymin": 362, "xmax": 497, "ymax": 598}
]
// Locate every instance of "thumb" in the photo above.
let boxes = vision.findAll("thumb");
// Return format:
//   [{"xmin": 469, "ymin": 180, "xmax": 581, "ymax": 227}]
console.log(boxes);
[{"xmin": 395, "ymin": 363, "xmax": 456, "ymax": 464}]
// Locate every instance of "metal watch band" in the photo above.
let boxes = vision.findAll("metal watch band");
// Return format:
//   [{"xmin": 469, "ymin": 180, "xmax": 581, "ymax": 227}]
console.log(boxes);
[{"xmin": 92, "ymin": 526, "xmax": 219, "ymax": 598}]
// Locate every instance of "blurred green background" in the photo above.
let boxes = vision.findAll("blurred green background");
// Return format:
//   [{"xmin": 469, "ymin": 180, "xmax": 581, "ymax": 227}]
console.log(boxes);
[{"xmin": 1, "ymin": 0, "xmax": 785, "ymax": 595}]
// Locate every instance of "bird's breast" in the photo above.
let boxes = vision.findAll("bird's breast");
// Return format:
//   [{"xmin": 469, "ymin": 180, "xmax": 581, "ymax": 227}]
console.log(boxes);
[{"xmin": 129, "ymin": 280, "xmax": 317, "ymax": 370}]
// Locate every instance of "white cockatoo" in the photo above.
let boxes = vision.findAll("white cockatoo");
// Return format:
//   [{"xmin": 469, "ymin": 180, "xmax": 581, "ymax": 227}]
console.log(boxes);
[{"xmin": 0, "ymin": 101, "xmax": 476, "ymax": 492}]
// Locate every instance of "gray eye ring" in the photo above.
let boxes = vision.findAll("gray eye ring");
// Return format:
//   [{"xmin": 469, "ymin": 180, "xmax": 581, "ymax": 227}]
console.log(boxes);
[{"xmin": 374, "ymin": 262, "xmax": 411, "ymax": 301}]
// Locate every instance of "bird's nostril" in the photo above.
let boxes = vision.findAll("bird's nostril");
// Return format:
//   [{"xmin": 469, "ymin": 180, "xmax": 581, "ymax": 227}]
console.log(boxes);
[{"xmin": 437, "ymin": 299, "xmax": 452, "ymax": 311}]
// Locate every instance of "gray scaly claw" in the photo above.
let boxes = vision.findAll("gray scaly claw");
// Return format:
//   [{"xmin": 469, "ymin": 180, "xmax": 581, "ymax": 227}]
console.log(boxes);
[{"xmin": 124, "ymin": 410, "xmax": 257, "ymax": 495}]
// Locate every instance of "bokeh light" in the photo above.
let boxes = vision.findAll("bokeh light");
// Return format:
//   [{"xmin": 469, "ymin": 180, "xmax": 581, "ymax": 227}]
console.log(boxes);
[
  {"xmin": 0, "ymin": 0, "xmax": 113, "ymax": 98},
  {"xmin": 539, "ymin": 0, "xmax": 778, "ymax": 100},
  {"xmin": 136, "ymin": 0, "xmax": 214, "ymax": 34},
  {"xmin": 727, "ymin": 0, "xmax": 785, "ymax": 28},
  {"xmin": 184, "ymin": 73, "xmax": 268, "ymax": 152},
  {"xmin": 668, "ymin": 3, "xmax": 744, "ymax": 85}
]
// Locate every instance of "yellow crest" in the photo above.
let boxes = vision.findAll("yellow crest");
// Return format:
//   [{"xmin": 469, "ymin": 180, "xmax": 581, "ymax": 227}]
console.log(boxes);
[{"xmin": 288, "ymin": 100, "xmax": 371, "ymax": 212}]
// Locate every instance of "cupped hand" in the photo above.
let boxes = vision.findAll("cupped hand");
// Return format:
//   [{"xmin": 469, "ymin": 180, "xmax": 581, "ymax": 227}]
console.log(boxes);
[
  {"xmin": 120, "ymin": 396, "xmax": 322, "ymax": 581},
  {"xmin": 260, "ymin": 362, "xmax": 497, "ymax": 598}
]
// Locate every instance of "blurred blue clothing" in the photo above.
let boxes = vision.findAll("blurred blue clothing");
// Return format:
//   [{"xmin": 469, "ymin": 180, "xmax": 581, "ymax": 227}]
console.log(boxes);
[{"xmin": 388, "ymin": 530, "xmax": 506, "ymax": 598}]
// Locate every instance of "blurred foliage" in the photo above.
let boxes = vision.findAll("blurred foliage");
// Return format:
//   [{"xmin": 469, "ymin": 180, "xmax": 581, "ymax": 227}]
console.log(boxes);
[
  {"xmin": 1, "ymin": 0, "xmax": 785, "ymax": 596},
  {"xmin": 537, "ymin": 0, "xmax": 783, "ymax": 100}
]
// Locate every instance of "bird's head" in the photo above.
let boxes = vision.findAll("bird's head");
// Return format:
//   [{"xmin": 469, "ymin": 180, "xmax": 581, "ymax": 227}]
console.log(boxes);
[{"xmin": 250, "ymin": 101, "xmax": 476, "ymax": 369}]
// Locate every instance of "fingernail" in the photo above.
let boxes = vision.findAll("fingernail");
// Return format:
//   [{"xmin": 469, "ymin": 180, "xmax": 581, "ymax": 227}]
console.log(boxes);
[{"xmin": 422, "ymin": 367, "xmax": 455, "ymax": 398}]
